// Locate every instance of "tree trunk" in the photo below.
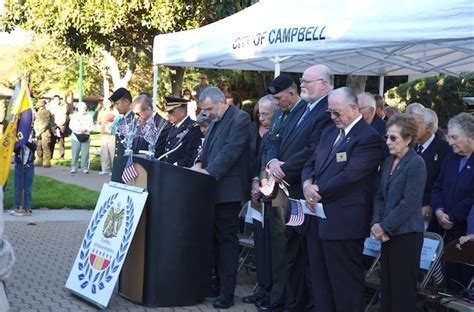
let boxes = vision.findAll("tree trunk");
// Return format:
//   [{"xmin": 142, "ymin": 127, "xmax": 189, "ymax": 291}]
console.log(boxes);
[
  {"xmin": 100, "ymin": 49, "xmax": 135, "ymax": 90},
  {"xmin": 168, "ymin": 66, "xmax": 186, "ymax": 97},
  {"xmin": 346, "ymin": 75, "xmax": 367, "ymax": 94}
]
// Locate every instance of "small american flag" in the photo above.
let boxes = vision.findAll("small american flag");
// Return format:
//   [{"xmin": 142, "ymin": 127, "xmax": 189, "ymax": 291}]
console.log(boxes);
[
  {"xmin": 121, "ymin": 155, "xmax": 138, "ymax": 183},
  {"xmin": 286, "ymin": 199, "xmax": 305, "ymax": 226}
]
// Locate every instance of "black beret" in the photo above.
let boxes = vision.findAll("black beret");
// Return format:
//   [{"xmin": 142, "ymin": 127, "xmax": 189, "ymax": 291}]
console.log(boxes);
[
  {"xmin": 109, "ymin": 87, "xmax": 132, "ymax": 102},
  {"xmin": 267, "ymin": 74, "xmax": 295, "ymax": 95},
  {"xmin": 165, "ymin": 96, "xmax": 189, "ymax": 112}
]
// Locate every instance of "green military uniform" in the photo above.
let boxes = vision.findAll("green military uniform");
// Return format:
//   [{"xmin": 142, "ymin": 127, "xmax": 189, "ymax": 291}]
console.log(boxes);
[
  {"xmin": 34, "ymin": 102, "xmax": 53, "ymax": 167},
  {"xmin": 259, "ymin": 109, "xmax": 291, "ymax": 306}
]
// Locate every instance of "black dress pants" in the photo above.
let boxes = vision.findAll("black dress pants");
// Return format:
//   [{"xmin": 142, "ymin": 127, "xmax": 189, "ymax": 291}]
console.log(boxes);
[
  {"xmin": 253, "ymin": 218, "xmax": 272, "ymax": 297},
  {"xmin": 306, "ymin": 217, "xmax": 365, "ymax": 312},
  {"xmin": 380, "ymin": 232, "xmax": 423, "ymax": 312},
  {"xmin": 214, "ymin": 201, "xmax": 241, "ymax": 299}
]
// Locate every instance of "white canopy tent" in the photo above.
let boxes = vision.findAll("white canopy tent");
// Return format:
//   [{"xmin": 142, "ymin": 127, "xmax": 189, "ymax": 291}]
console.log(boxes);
[{"xmin": 152, "ymin": 0, "xmax": 474, "ymax": 99}]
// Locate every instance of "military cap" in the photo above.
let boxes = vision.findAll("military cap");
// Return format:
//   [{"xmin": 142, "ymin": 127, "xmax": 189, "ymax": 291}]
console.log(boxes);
[
  {"xmin": 267, "ymin": 74, "xmax": 295, "ymax": 95},
  {"xmin": 109, "ymin": 87, "xmax": 132, "ymax": 102},
  {"xmin": 165, "ymin": 96, "xmax": 189, "ymax": 112}
]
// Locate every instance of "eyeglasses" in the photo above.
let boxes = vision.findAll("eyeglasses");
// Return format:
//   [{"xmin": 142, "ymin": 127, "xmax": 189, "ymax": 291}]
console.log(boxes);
[
  {"xmin": 384, "ymin": 134, "xmax": 400, "ymax": 142},
  {"xmin": 326, "ymin": 109, "xmax": 345, "ymax": 118},
  {"xmin": 134, "ymin": 112, "xmax": 141, "ymax": 118},
  {"xmin": 299, "ymin": 78, "xmax": 325, "ymax": 85},
  {"xmin": 257, "ymin": 112, "xmax": 272, "ymax": 117}
]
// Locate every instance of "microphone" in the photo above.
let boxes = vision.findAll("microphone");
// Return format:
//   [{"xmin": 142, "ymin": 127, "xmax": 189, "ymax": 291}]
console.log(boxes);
[{"xmin": 157, "ymin": 124, "xmax": 194, "ymax": 161}]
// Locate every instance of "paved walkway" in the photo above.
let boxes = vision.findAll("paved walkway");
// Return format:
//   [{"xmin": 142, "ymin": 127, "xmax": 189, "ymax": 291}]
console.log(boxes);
[
  {"xmin": 4, "ymin": 165, "xmax": 257, "ymax": 311},
  {"xmin": 34, "ymin": 165, "xmax": 111, "ymax": 192}
]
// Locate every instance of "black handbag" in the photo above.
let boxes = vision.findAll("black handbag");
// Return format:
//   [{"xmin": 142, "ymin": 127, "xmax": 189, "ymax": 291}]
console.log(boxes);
[{"xmin": 75, "ymin": 133, "xmax": 90, "ymax": 142}]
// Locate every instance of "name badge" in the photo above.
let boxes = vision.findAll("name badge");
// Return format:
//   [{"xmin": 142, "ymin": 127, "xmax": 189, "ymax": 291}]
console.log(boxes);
[{"xmin": 336, "ymin": 152, "xmax": 347, "ymax": 162}]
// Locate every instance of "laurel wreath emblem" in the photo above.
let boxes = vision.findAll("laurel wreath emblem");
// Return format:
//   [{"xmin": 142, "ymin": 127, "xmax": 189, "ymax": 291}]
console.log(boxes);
[{"xmin": 77, "ymin": 193, "xmax": 135, "ymax": 294}]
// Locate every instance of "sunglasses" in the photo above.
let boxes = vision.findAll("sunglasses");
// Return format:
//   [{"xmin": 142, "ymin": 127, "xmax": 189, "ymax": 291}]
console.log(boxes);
[
  {"xmin": 384, "ymin": 134, "xmax": 400, "ymax": 142},
  {"xmin": 326, "ymin": 109, "xmax": 343, "ymax": 118}
]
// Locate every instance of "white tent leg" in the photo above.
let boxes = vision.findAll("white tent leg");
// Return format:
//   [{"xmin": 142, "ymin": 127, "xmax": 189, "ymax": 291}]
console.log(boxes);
[
  {"xmin": 152, "ymin": 65, "xmax": 158, "ymax": 112},
  {"xmin": 378, "ymin": 75, "xmax": 385, "ymax": 95},
  {"xmin": 274, "ymin": 61, "xmax": 281, "ymax": 77}
]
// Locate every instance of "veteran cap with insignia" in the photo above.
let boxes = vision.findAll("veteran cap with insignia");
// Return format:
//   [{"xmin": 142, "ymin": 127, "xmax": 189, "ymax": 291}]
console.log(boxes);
[
  {"xmin": 267, "ymin": 74, "xmax": 295, "ymax": 95},
  {"xmin": 109, "ymin": 87, "xmax": 132, "ymax": 102},
  {"xmin": 165, "ymin": 96, "xmax": 189, "ymax": 112}
]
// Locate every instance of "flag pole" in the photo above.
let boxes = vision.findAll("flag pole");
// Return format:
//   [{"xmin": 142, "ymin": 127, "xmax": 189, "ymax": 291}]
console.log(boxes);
[{"xmin": 18, "ymin": 146, "xmax": 25, "ymax": 215}]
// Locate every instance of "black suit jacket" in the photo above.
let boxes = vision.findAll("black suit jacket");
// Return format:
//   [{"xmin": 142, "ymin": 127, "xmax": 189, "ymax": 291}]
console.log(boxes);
[
  {"xmin": 418, "ymin": 135, "xmax": 450, "ymax": 206},
  {"xmin": 268, "ymin": 96, "xmax": 332, "ymax": 198},
  {"xmin": 161, "ymin": 117, "xmax": 203, "ymax": 168},
  {"xmin": 371, "ymin": 115, "xmax": 386, "ymax": 137},
  {"xmin": 302, "ymin": 118, "xmax": 384, "ymax": 239},
  {"xmin": 198, "ymin": 105, "xmax": 251, "ymax": 204}
]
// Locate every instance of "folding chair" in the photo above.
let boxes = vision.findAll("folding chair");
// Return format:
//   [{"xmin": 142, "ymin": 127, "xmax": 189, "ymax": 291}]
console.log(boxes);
[
  {"xmin": 436, "ymin": 240, "xmax": 474, "ymax": 311},
  {"xmin": 419, "ymin": 232, "xmax": 445, "ymax": 290},
  {"xmin": 364, "ymin": 232, "xmax": 444, "ymax": 312},
  {"xmin": 237, "ymin": 202, "xmax": 256, "ymax": 273},
  {"xmin": 363, "ymin": 237, "xmax": 382, "ymax": 312}
]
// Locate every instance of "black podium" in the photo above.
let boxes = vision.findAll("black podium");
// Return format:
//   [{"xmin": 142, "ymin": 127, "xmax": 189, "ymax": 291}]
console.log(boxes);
[{"xmin": 118, "ymin": 156, "xmax": 215, "ymax": 307}]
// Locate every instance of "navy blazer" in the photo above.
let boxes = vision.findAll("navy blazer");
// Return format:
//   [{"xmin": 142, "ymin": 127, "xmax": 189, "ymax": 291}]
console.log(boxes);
[
  {"xmin": 467, "ymin": 206, "xmax": 474, "ymax": 235},
  {"xmin": 418, "ymin": 135, "xmax": 450, "ymax": 206},
  {"xmin": 372, "ymin": 149, "xmax": 427, "ymax": 236},
  {"xmin": 268, "ymin": 96, "xmax": 332, "ymax": 198},
  {"xmin": 431, "ymin": 152, "xmax": 474, "ymax": 222},
  {"xmin": 370, "ymin": 115, "xmax": 386, "ymax": 137},
  {"xmin": 161, "ymin": 116, "xmax": 203, "ymax": 168},
  {"xmin": 302, "ymin": 118, "xmax": 384, "ymax": 240},
  {"xmin": 199, "ymin": 105, "xmax": 251, "ymax": 204}
]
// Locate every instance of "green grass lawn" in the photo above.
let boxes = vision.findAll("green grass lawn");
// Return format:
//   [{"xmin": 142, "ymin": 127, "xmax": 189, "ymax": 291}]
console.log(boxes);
[{"xmin": 3, "ymin": 170, "xmax": 99, "ymax": 210}]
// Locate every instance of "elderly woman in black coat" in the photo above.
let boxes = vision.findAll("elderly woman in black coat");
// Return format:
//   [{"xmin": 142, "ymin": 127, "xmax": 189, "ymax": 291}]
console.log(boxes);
[{"xmin": 371, "ymin": 113, "xmax": 427, "ymax": 312}]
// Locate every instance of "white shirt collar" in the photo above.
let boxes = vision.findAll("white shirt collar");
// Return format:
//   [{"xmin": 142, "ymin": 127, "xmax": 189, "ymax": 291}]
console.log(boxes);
[
  {"xmin": 343, "ymin": 114, "xmax": 363, "ymax": 136},
  {"xmin": 421, "ymin": 133, "xmax": 436, "ymax": 151},
  {"xmin": 175, "ymin": 116, "xmax": 189, "ymax": 128}
]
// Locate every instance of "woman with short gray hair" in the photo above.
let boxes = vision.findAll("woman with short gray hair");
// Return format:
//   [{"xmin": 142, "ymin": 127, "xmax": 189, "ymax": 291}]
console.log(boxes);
[{"xmin": 432, "ymin": 112, "xmax": 474, "ymax": 291}]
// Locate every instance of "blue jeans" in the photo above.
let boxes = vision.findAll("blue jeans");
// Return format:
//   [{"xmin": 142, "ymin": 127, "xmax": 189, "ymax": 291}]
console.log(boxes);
[
  {"xmin": 71, "ymin": 139, "xmax": 90, "ymax": 171},
  {"xmin": 14, "ymin": 163, "xmax": 34, "ymax": 210}
]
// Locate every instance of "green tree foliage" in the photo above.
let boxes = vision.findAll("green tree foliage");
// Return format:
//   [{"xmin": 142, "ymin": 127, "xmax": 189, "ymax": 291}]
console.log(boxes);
[
  {"xmin": 17, "ymin": 35, "xmax": 103, "ymax": 99},
  {"xmin": 385, "ymin": 73, "xmax": 473, "ymax": 128},
  {"xmin": 1, "ymin": 0, "xmax": 256, "ymax": 97}
]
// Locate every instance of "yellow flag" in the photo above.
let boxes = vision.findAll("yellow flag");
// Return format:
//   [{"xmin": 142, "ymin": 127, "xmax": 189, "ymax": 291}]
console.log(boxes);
[
  {"xmin": 0, "ymin": 79, "xmax": 31, "ymax": 185},
  {"xmin": 0, "ymin": 114, "xmax": 18, "ymax": 185}
]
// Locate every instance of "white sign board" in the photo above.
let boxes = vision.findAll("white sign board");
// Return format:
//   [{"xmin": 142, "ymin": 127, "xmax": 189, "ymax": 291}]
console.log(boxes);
[{"xmin": 65, "ymin": 182, "xmax": 148, "ymax": 309}]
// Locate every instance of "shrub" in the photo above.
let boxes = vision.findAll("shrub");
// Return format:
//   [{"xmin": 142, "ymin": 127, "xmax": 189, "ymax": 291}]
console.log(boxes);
[{"xmin": 385, "ymin": 73, "xmax": 473, "ymax": 128}]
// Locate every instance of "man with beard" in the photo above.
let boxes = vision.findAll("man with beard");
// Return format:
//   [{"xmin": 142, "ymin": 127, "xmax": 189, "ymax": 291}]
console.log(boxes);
[{"xmin": 261, "ymin": 65, "xmax": 333, "ymax": 312}]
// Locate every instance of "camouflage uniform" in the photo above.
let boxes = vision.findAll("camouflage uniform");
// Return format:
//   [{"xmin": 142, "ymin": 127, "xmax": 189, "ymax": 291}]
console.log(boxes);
[
  {"xmin": 34, "ymin": 101, "xmax": 53, "ymax": 167},
  {"xmin": 49, "ymin": 101, "xmax": 70, "ymax": 159}
]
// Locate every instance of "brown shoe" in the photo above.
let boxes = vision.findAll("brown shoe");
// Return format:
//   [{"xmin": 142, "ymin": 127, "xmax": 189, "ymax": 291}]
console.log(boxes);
[
  {"xmin": 43, "ymin": 160, "xmax": 51, "ymax": 168},
  {"xmin": 34, "ymin": 160, "xmax": 42, "ymax": 166}
]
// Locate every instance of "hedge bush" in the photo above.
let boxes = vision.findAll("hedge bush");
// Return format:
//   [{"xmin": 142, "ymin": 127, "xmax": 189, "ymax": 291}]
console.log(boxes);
[{"xmin": 385, "ymin": 73, "xmax": 474, "ymax": 128}]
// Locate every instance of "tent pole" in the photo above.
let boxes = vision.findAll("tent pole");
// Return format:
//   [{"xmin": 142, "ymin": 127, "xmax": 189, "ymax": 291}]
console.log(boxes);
[
  {"xmin": 273, "ymin": 56, "xmax": 281, "ymax": 77},
  {"xmin": 152, "ymin": 65, "xmax": 158, "ymax": 112},
  {"xmin": 378, "ymin": 75, "xmax": 385, "ymax": 95},
  {"xmin": 274, "ymin": 62, "xmax": 281, "ymax": 78}
]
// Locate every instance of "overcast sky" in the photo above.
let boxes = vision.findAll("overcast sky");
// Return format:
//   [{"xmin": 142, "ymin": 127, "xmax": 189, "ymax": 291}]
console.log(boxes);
[{"xmin": 0, "ymin": 0, "xmax": 32, "ymax": 45}]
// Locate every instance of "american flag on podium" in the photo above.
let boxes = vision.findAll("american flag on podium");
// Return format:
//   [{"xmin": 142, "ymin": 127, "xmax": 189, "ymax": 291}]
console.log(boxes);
[
  {"xmin": 286, "ymin": 199, "xmax": 305, "ymax": 226},
  {"xmin": 121, "ymin": 154, "xmax": 138, "ymax": 183}
]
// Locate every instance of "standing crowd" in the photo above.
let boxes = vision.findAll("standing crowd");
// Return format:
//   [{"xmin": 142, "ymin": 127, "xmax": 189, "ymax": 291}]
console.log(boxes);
[
  {"xmin": 3, "ymin": 65, "xmax": 473, "ymax": 311},
  {"xmin": 101, "ymin": 66, "xmax": 472, "ymax": 311},
  {"xmin": 131, "ymin": 64, "xmax": 471, "ymax": 312}
]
